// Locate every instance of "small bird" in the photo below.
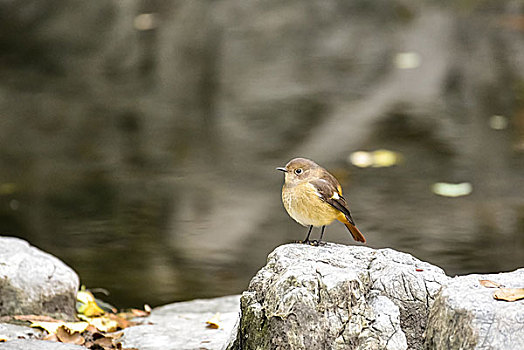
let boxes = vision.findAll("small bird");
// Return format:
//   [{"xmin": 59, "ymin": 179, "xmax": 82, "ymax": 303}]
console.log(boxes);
[{"xmin": 277, "ymin": 157, "xmax": 366, "ymax": 245}]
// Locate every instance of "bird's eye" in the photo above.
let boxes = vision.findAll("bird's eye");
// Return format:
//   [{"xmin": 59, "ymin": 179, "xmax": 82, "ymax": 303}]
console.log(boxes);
[{"xmin": 294, "ymin": 168, "xmax": 303, "ymax": 175}]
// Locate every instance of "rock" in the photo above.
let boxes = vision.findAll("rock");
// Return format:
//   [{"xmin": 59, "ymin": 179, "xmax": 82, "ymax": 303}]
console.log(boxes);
[
  {"xmin": 0, "ymin": 323, "xmax": 43, "ymax": 341},
  {"xmin": 121, "ymin": 294, "xmax": 241, "ymax": 350},
  {"xmin": 425, "ymin": 269, "xmax": 524, "ymax": 350},
  {"xmin": 0, "ymin": 236, "xmax": 79, "ymax": 320},
  {"xmin": 227, "ymin": 243, "xmax": 449, "ymax": 350},
  {"xmin": 0, "ymin": 339, "xmax": 85, "ymax": 350}
]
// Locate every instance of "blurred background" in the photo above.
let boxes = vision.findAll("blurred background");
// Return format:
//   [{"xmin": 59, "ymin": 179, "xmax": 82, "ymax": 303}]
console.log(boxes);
[{"xmin": 1, "ymin": 0, "xmax": 523, "ymax": 308}]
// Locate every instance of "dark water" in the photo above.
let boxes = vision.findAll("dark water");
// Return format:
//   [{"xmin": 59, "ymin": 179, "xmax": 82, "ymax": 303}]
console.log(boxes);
[{"xmin": 0, "ymin": 0, "xmax": 523, "ymax": 308}]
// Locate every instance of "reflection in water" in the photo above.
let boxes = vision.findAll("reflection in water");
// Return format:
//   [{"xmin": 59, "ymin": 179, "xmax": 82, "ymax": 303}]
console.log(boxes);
[
  {"xmin": 0, "ymin": 1, "xmax": 523, "ymax": 308},
  {"xmin": 2, "ymin": 135, "xmax": 523, "ymax": 308}
]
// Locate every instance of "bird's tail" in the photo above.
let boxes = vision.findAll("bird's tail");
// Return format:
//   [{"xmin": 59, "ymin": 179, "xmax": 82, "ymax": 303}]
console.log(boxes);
[{"xmin": 338, "ymin": 215, "xmax": 366, "ymax": 243}]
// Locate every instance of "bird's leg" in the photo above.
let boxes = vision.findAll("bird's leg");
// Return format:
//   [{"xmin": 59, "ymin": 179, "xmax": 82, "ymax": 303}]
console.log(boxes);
[
  {"xmin": 313, "ymin": 226, "xmax": 326, "ymax": 246},
  {"xmin": 302, "ymin": 225, "xmax": 313, "ymax": 244}
]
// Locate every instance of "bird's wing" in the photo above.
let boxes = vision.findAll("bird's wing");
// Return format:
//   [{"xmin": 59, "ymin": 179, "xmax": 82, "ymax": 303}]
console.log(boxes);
[{"xmin": 309, "ymin": 179, "xmax": 355, "ymax": 225}]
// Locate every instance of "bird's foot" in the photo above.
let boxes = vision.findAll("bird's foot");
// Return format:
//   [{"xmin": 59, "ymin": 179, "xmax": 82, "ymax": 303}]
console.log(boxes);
[{"xmin": 294, "ymin": 239, "xmax": 325, "ymax": 246}]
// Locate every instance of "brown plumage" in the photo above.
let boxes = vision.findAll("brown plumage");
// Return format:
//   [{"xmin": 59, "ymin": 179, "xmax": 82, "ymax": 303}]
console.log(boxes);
[{"xmin": 277, "ymin": 157, "xmax": 366, "ymax": 244}]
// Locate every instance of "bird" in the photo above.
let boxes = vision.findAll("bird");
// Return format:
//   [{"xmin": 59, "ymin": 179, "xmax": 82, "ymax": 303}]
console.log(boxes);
[{"xmin": 277, "ymin": 157, "xmax": 366, "ymax": 245}]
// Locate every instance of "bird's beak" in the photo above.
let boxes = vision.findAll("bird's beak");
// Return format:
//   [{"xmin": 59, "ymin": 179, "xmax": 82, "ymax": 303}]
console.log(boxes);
[{"xmin": 276, "ymin": 167, "xmax": 287, "ymax": 172}]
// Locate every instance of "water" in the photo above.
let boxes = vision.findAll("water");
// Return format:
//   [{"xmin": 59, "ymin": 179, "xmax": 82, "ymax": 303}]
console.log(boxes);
[{"xmin": 0, "ymin": 0, "xmax": 523, "ymax": 308}]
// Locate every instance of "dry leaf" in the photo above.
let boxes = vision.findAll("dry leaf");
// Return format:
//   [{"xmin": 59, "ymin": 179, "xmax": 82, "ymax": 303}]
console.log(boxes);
[
  {"xmin": 43, "ymin": 333, "xmax": 58, "ymax": 342},
  {"xmin": 206, "ymin": 313, "xmax": 221, "ymax": 329},
  {"xmin": 88, "ymin": 316, "xmax": 119, "ymax": 333},
  {"xmin": 479, "ymin": 279, "xmax": 503, "ymax": 288},
  {"xmin": 93, "ymin": 336, "xmax": 114, "ymax": 348},
  {"xmin": 109, "ymin": 313, "xmax": 136, "ymax": 329},
  {"xmin": 14, "ymin": 315, "xmax": 61, "ymax": 323},
  {"xmin": 130, "ymin": 308, "xmax": 150, "ymax": 317},
  {"xmin": 493, "ymin": 288, "xmax": 524, "ymax": 302},
  {"xmin": 56, "ymin": 326, "xmax": 85, "ymax": 345},
  {"xmin": 30, "ymin": 321, "xmax": 89, "ymax": 335}
]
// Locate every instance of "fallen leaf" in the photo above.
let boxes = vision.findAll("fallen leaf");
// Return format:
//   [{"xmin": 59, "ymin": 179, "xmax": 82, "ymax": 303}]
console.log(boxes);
[
  {"xmin": 110, "ymin": 313, "xmax": 136, "ymax": 329},
  {"xmin": 65, "ymin": 322, "xmax": 89, "ymax": 334},
  {"xmin": 88, "ymin": 316, "xmax": 119, "ymax": 333},
  {"xmin": 103, "ymin": 331, "xmax": 123, "ymax": 340},
  {"xmin": 14, "ymin": 315, "xmax": 61, "ymax": 323},
  {"xmin": 43, "ymin": 333, "xmax": 58, "ymax": 342},
  {"xmin": 30, "ymin": 321, "xmax": 89, "ymax": 335},
  {"xmin": 77, "ymin": 290, "xmax": 105, "ymax": 317},
  {"xmin": 144, "ymin": 304, "xmax": 152, "ymax": 313},
  {"xmin": 479, "ymin": 279, "xmax": 502, "ymax": 288},
  {"xmin": 129, "ymin": 308, "xmax": 150, "ymax": 317},
  {"xmin": 206, "ymin": 312, "xmax": 221, "ymax": 329},
  {"xmin": 56, "ymin": 325, "xmax": 85, "ymax": 345},
  {"xmin": 493, "ymin": 288, "xmax": 524, "ymax": 302},
  {"xmin": 93, "ymin": 336, "xmax": 114, "ymax": 348},
  {"xmin": 30, "ymin": 321, "xmax": 63, "ymax": 334}
]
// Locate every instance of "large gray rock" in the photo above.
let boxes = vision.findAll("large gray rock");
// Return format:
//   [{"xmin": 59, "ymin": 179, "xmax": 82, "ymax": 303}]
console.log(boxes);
[
  {"xmin": 0, "ymin": 236, "xmax": 79, "ymax": 320},
  {"xmin": 228, "ymin": 243, "xmax": 450, "ymax": 350},
  {"xmin": 121, "ymin": 294, "xmax": 241, "ymax": 350},
  {"xmin": 425, "ymin": 269, "xmax": 524, "ymax": 350},
  {"xmin": 0, "ymin": 339, "xmax": 84, "ymax": 350},
  {"xmin": 0, "ymin": 323, "xmax": 43, "ymax": 341}
]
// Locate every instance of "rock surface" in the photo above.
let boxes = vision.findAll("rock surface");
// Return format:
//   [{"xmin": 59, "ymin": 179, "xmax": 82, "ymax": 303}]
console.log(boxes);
[
  {"xmin": 0, "ymin": 236, "xmax": 79, "ymax": 320},
  {"xmin": 0, "ymin": 239, "xmax": 522, "ymax": 350},
  {"xmin": 0, "ymin": 323, "xmax": 43, "ymax": 342},
  {"xmin": 425, "ymin": 269, "xmax": 524, "ymax": 350},
  {"xmin": 0, "ymin": 339, "xmax": 84, "ymax": 350},
  {"xmin": 227, "ymin": 243, "xmax": 450, "ymax": 350},
  {"xmin": 121, "ymin": 295, "xmax": 241, "ymax": 350}
]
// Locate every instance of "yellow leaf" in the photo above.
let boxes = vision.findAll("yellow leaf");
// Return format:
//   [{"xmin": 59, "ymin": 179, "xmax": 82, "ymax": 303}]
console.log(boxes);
[
  {"xmin": 30, "ymin": 321, "xmax": 63, "ymax": 334},
  {"xmin": 88, "ymin": 316, "xmax": 119, "ymax": 333},
  {"xmin": 493, "ymin": 288, "xmax": 524, "ymax": 302},
  {"xmin": 77, "ymin": 290, "xmax": 105, "ymax": 316},
  {"xmin": 206, "ymin": 312, "xmax": 221, "ymax": 329},
  {"xmin": 64, "ymin": 322, "xmax": 89, "ymax": 334}
]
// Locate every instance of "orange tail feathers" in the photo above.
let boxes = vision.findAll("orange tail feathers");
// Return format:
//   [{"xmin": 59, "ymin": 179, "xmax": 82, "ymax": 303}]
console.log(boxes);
[{"xmin": 339, "ymin": 216, "xmax": 366, "ymax": 243}]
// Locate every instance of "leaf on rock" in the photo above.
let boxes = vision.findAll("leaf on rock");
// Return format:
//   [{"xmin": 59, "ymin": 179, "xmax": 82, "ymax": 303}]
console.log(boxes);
[
  {"xmin": 93, "ymin": 336, "xmax": 114, "ymax": 348},
  {"xmin": 77, "ymin": 289, "xmax": 105, "ymax": 316},
  {"xmin": 479, "ymin": 279, "xmax": 503, "ymax": 288},
  {"xmin": 14, "ymin": 315, "xmax": 61, "ymax": 323},
  {"xmin": 206, "ymin": 312, "xmax": 221, "ymax": 329},
  {"xmin": 43, "ymin": 333, "xmax": 58, "ymax": 342},
  {"xmin": 493, "ymin": 288, "xmax": 524, "ymax": 302},
  {"xmin": 30, "ymin": 321, "xmax": 89, "ymax": 335},
  {"xmin": 88, "ymin": 315, "xmax": 120, "ymax": 333},
  {"xmin": 30, "ymin": 321, "xmax": 63, "ymax": 334},
  {"xmin": 56, "ymin": 325, "xmax": 85, "ymax": 345}
]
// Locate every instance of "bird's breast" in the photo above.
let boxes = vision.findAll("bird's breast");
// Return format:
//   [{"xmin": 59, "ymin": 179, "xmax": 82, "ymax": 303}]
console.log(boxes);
[{"xmin": 282, "ymin": 182, "xmax": 339, "ymax": 226}]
